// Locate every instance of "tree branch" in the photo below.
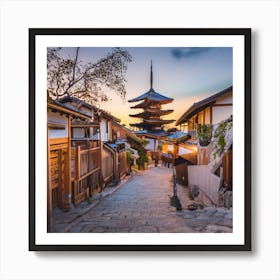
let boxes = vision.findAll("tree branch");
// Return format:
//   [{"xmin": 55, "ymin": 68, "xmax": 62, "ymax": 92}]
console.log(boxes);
[{"xmin": 71, "ymin": 47, "xmax": 79, "ymax": 83}]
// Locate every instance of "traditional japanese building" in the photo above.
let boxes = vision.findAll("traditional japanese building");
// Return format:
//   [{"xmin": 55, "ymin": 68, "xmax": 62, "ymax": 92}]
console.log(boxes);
[
  {"xmin": 175, "ymin": 86, "xmax": 233, "ymax": 136},
  {"xmin": 47, "ymin": 100, "xmax": 93, "ymax": 231},
  {"xmin": 58, "ymin": 96, "xmax": 129, "ymax": 189},
  {"xmin": 128, "ymin": 62, "xmax": 175, "ymax": 150}
]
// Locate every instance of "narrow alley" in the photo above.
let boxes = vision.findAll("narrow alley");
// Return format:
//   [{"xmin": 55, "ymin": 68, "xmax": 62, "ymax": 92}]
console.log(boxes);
[{"xmin": 52, "ymin": 166, "xmax": 232, "ymax": 233}]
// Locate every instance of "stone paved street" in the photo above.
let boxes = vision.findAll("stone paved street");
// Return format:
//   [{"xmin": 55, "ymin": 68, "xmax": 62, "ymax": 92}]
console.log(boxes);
[{"xmin": 52, "ymin": 166, "xmax": 232, "ymax": 233}]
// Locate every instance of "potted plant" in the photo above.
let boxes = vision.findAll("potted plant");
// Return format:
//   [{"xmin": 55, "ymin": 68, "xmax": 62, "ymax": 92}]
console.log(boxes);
[{"xmin": 197, "ymin": 124, "xmax": 212, "ymax": 146}]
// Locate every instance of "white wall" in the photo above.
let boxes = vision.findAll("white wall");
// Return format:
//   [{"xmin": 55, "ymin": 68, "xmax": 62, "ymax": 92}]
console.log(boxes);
[
  {"xmin": 47, "ymin": 111, "xmax": 68, "ymax": 139},
  {"xmin": 201, "ymin": 93, "xmax": 233, "ymax": 125},
  {"xmin": 212, "ymin": 106, "xmax": 233, "ymax": 124},
  {"xmin": 200, "ymin": 93, "xmax": 233, "ymax": 125},
  {"xmin": 215, "ymin": 92, "xmax": 233, "ymax": 105},
  {"xmin": 144, "ymin": 138, "xmax": 155, "ymax": 151},
  {"xmin": 100, "ymin": 119, "xmax": 109, "ymax": 141},
  {"xmin": 72, "ymin": 128, "xmax": 84, "ymax": 138},
  {"xmin": 212, "ymin": 92, "xmax": 233, "ymax": 123},
  {"xmin": 188, "ymin": 165, "xmax": 221, "ymax": 205}
]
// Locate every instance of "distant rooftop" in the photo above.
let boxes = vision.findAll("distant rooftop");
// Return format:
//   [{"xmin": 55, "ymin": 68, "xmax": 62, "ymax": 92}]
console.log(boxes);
[
  {"xmin": 134, "ymin": 129, "xmax": 168, "ymax": 139},
  {"xmin": 167, "ymin": 131, "xmax": 188, "ymax": 140}
]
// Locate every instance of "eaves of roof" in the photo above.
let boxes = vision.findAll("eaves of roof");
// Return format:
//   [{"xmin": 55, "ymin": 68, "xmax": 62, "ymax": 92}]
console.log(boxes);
[
  {"xmin": 48, "ymin": 100, "xmax": 92, "ymax": 120},
  {"xmin": 128, "ymin": 88, "xmax": 173, "ymax": 103},
  {"xmin": 57, "ymin": 96, "xmax": 121, "ymax": 122},
  {"xmin": 112, "ymin": 121, "xmax": 143, "ymax": 143},
  {"xmin": 175, "ymin": 86, "xmax": 232, "ymax": 126}
]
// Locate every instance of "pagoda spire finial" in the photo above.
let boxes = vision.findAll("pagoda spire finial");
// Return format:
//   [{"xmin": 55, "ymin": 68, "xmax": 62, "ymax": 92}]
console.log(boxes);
[{"xmin": 150, "ymin": 60, "xmax": 153, "ymax": 90}]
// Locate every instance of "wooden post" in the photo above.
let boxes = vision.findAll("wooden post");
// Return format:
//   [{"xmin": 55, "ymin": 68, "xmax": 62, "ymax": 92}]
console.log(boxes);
[
  {"xmin": 174, "ymin": 144, "xmax": 178, "ymax": 158},
  {"xmin": 66, "ymin": 117, "xmax": 72, "ymax": 208},
  {"xmin": 222, "ymin": 150, "xmax": 232, "ymax": 189},
  {"xmin": 47, "ymin": 128, "xmax": 52, "ymax": 232},
  {"xmin": 99, "ymin": 140, "xmax": 103, "ymax": 190},
  {"xmin": 203, "ymin": 109, "xmax": 205, "ymax": 125},
  {"xmin": 58, "ymin": 149, "xmax": 63, "ymax": 209},
  {"xmin": 76, "ymin": 146, "xmax": 80, "ymax": 180},
  {"xmin": 115, "ymin": 152, "xmax": 119, "ymax": 179},
  {"xmin": 109, "ymin": 120, "xmax": 113, "ymax": 141},
  {"xmin": 210, "ymin": 105, "xmax": 213, "ymax": 125}
]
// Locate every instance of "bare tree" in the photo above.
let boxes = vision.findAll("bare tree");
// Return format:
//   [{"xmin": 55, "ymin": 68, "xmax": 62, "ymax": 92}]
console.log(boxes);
[{"xmin": 47, "ymin": 47, "xmax": 132, "ymax": 104}]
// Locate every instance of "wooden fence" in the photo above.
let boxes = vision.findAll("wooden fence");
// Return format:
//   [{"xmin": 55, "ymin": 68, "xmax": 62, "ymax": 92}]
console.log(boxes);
[
  {"xmin": 118, "ymin": 151, "xmax": 127, "ymax": 179},
  {"xmin": 222, "ymin": 150, "xmax": 232, "ymax": 189},
  {"xmin": 102, "ymin": 147, "xmax": 114, "ymax": 184},
  {"xmin": 71, "ymin": 141, "xmax": 101, "ymax": 206}
]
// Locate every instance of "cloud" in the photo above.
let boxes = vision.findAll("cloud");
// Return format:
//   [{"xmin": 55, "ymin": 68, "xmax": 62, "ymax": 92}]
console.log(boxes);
[{"xmin": 171, "ymin": 47, "xmax": 212, "ymax": 59}]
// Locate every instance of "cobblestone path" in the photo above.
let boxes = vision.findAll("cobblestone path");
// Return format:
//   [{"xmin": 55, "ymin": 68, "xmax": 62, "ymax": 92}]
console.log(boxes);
[{"xmin": 57, "ymin": 166, "xmax": 232, "ymax": 233}]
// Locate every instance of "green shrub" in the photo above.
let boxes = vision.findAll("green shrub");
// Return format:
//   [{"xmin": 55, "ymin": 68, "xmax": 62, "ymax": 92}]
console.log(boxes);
[
  {"xmin": 87, "ymin": 196, "xmax": 93, "ymax": 204},
  {"xmin": 212, "ymin": 120, "xmax": 232, "ymax": 159},
  {"xmin": 197, "ymin": 124, "xmax": 212, "ymax": 146}
]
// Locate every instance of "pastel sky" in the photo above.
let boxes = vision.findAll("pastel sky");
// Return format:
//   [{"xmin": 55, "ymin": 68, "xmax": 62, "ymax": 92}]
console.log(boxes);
[{"xmin": 58, "ymin": 47, "xmax": 232, "ymax": 128}]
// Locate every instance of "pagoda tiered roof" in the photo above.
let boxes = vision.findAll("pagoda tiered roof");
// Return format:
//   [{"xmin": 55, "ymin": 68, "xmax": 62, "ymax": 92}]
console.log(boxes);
[
  {"xmin": 128, "ymin": 61, "xmax": 174, "ymax": 134},
  {"xmin": 129, "ymin": 109, "xmax": 173, "ymax": 118},
  {"xmin": 143, "ymin": 119, "xmax": 175, "ymax": 125},
  {"xmin": 130, "ymin": 119, "xmax": 174, "ymax": 128},
  {"xmin": 128, "ymin": 88, "xmax": 173, "ymax": 104}
]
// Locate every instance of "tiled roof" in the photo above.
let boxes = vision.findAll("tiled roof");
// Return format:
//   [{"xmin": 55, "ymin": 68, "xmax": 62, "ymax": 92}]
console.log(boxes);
[
  {"xmin": 128, "ymin": 88, "xmax": 173, "ymax": 103},
  {"xmin": 129, "ymin": 109, "xmax": 173, "ymax": 118},
  {"xmin": 134, "ymin": 130, "xmax": 168, "ymax": 138},
  {"xmin": 57, "ymin": 96, "xmax": 121, "ymax": 122},
  {"xmin": 112, "ymin": 121, "xmax": 142, "ymax": 143},
  {"xmin": 48, "ymin": 100, "xmax": 92, "ymax": 119},
  {"xmin": 167, "ymin": 131, "xmax": 188, "ymax": 140}
]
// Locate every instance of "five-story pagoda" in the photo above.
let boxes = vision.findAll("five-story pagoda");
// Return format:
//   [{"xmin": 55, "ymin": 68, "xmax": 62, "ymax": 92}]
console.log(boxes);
[{"xmin": 129, "ymin": 62, "xmax": 174, "ymax": 137}]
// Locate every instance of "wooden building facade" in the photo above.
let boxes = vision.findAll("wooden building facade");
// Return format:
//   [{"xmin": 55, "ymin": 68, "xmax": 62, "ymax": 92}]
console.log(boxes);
[
  {"xmin": 48, "ymin": 96, "xmax": 144, "ymax": 230},
  {"xmin": 47, "ymin": 101, "xmax": 93, "ymax": 230},
  {"xmin": 58, "ymin": 96, "xmax": 128, "ymax": 189},
  {"xmin": 174, "ymin": 87, "xmax": 233, "ymax": 206},
  {"xmin": 70, "ymin": 126, "xmax": 102, "ymax": 206}
]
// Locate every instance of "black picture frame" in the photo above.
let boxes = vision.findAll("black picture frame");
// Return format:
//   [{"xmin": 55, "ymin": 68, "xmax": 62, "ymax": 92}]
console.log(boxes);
[{"xmin": 29, "ymin": 28, "xmax": 251, "ymax": 251}]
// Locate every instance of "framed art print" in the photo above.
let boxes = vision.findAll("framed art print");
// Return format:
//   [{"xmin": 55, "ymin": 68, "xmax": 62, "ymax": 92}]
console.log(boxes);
[{"xmin": 29, "ymin": 28, "xmax": 251, "ymax": 251}]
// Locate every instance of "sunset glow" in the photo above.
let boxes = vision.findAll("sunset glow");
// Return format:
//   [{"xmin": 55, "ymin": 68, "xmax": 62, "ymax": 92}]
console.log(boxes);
[{"xmin": 59, "ymin": 47, "xmax": 232, "ymax": 128}]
